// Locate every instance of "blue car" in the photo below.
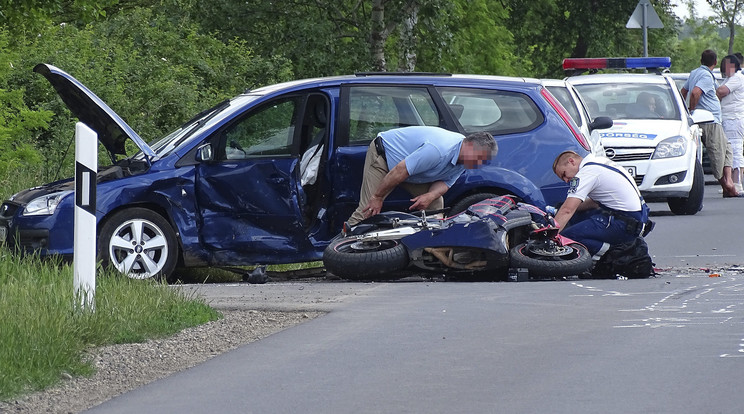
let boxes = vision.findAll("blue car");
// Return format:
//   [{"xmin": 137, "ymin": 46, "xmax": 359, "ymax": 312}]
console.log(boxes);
[{"xmin": 0, "ymin": 64, "xmax": 592, "ymax": 280}]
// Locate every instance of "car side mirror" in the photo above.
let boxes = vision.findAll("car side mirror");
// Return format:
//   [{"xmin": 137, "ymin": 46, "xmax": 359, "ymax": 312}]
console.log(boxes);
[
  {"xmin": 588, "ymin": 116, "xmax": 613, "ymax": 131},
  {"xmin": 690, "ymin": 108, "xmax": 715, "ymax": 124},
  {"xmin": 195, "ymin": 143, "xmax": 214, "ymax": 162}
]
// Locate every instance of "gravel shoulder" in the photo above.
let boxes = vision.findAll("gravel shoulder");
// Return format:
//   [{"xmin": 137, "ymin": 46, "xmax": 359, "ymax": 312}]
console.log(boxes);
[
  {"xmin": 0, "ymin": 280, "xmax": 367, "ymax": 414},
  {"xmin": 0, "ymin": 309, "xmax": 320, "ymax": 414}
]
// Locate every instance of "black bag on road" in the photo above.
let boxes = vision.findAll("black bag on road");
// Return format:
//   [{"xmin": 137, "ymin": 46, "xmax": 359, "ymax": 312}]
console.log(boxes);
[{"xmin": 591, "ymin": 237, "xmax": 655, "ymax": 279}]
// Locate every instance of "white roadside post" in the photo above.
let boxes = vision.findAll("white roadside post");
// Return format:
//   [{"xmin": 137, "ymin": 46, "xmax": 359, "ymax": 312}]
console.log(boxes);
[{"xmin": 74, "ymin": 122, "xmax": 97, "ymax": 311}]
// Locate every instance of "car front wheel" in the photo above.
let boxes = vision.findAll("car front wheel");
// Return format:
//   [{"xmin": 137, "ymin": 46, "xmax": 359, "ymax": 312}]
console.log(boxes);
[
  {"xmin": 667, "ymin": 160, "xmax": 704, "ymax": 215},
  {"xmin": 98, "ymin": 208, "xmax": 178, "ymax": 281}
]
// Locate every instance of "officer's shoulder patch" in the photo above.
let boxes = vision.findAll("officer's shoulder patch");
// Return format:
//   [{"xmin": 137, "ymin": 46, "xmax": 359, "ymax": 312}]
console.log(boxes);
[{"xmin": 568, "ymin": 177, "xmax": 579, "ymax": 193}]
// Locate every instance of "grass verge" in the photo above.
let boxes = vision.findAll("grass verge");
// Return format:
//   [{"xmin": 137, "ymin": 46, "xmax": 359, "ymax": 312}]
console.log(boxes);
[{"xmin": 0, "ymin": 253, "xmax": 220, "ymax": 401}]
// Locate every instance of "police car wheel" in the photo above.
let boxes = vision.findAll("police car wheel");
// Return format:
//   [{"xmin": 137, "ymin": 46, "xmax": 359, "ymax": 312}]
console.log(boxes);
[{"xmin": 667, "ymin": 160, "xmax": 704, "ymax": 215}]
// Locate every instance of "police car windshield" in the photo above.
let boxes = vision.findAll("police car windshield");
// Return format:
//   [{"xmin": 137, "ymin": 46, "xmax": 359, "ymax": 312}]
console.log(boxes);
[{"xmin": 572, "ymin": 83, "xmax": 680, "ymax": 121}]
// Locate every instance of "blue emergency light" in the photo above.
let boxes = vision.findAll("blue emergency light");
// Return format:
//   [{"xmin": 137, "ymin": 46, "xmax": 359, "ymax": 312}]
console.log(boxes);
[{"xmin": 562, "ymin": 57, "xmax": 671, "ymax": 71}]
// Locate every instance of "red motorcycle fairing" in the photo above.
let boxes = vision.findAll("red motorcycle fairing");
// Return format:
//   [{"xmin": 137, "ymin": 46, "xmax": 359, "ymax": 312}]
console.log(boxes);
[{"xmin": 530, "ymin": 225, "xmax": 586, "ymax": 249}]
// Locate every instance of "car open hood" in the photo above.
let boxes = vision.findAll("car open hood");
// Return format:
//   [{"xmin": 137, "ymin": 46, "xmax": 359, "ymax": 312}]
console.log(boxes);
[{"xmin": 33, "ymin": 63, "xmax": 156, "ymax": 162}]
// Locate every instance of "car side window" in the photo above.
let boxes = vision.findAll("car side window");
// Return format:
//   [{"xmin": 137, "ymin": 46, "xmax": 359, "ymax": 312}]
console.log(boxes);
[
  {"xmin": 347, "ymin": 86, "xmax": 440, "ymax": 144},
  {"xmin": 545, "ymin": 86, "xmax": 583, "ymax": 127},
  {"xmin": 437, "ymin": 87, "xmax": 543, "ymax": 135},
  {"xmin": 221, "ymin": 97, "xmax": 301, "ymax": 159}
]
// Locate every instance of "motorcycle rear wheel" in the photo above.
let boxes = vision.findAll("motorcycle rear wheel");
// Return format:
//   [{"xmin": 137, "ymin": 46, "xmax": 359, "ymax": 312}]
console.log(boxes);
[
  {"xmin": 323, "ymin": 237, "xmax": 409, "ymax": 280},
  {"xmin": 509, "ymin": 242, "xmax": 591, "ymax": 278}
]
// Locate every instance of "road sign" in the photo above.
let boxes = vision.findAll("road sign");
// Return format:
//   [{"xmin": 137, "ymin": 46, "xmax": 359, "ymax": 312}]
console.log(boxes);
[
  {"xmin": 626, "ymin": 0, "xmax": 664, "ymax": 57},
  {"xmin": 627, "ymin": 0, "xmax": 664, "ymax": 28}
]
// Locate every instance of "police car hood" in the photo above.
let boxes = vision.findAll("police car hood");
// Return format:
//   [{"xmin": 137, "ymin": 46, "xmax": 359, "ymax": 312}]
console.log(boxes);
[
  {"xmin": 33, "ymin": 63, "xmax": 156, "ymax": 160},
  {"xmin": 596, "ymin": 119, "xmax": 686, "ymax": 148}
]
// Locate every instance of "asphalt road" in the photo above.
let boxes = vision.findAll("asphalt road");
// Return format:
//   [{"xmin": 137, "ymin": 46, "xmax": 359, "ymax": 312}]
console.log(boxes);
[
  {"xmin": 646, "ymin": 178, "xmax": 744, "ymax": 269},
  {"xmin": 85, "ymin": 181, "xmax": 744, "ymax": 414}
]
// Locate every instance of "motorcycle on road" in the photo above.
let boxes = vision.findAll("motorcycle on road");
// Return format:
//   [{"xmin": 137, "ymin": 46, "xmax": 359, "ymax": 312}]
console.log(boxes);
[{"xmin": 323, "ymin": 196, "xmax": 592, "ymax": 281}]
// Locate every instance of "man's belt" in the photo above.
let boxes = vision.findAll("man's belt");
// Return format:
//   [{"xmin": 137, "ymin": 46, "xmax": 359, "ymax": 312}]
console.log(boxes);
[
  {"xmin": 602, "ymin": 210, "xmax": 652, "ymax": 237},
  {"xmin": 373, "ymin": 136, "xmax": 386, "ymax": 160}
]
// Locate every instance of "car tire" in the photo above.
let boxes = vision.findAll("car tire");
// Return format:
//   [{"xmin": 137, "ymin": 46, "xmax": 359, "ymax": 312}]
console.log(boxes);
[
  {"xmin": 98, "ymin": 208, "xmax": 179, "ymax": 282},
  {"xmin": 667, "ymin": 160, "xmax": 704, "ymax": 215},
  {"xmin": 449, "ymin": 192, "xmax": 498, "ymax": 215}
]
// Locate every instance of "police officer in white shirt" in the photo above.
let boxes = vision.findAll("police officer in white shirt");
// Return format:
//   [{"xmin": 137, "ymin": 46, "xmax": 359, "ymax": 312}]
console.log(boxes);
[{"xmin": 552, "ymin": 150, "xmax": 651, "ymax": 259}]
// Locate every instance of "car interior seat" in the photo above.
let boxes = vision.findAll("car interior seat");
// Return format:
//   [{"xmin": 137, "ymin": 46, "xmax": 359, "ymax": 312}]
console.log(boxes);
[
  {"xmin": 628, "ymin": 92, "xmax": 660, "ymax": 119},
  {"xmin": 654, "ymin": 98, "xmax": 669, "ymax": 118},
  {"xmin": 585, "ymin": 98, "xmax": 600, "ymax": 118},
  {"xmin": 300, "ymin": 101, "xmax": 327, "ymax": 186},
  {"xmin": 448, "ymin": 104, "xmax": 465, "ymax": 120}
]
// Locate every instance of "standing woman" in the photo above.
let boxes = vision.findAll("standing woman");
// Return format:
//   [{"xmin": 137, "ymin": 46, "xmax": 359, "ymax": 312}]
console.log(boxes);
[{"xmin": 717, "ymin": 54, "xmax": 744, "ymax": 193}]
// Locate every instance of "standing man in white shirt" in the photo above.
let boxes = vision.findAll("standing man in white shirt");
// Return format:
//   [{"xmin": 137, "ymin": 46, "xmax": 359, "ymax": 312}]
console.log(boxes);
[
  {"xmin": 717, "ymin": 54, "xmax": 744, "ymax": 193},
  {"xmin": 681, "ymin": 49, "xmax": 740, "ymax": 197}
]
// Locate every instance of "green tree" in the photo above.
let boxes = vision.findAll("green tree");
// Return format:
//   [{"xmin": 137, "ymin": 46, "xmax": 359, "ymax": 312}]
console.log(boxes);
[
  {"xmin": 0, "ymin": 28, "xmax": 51, "ymax": 179},
  {"xmin": 174, "ymin": 0, "xmax": 370, "ymax": 78},
  {"xmin": 707, "ymin": 0, "xmax": 744, "ymax": 54},
  {"xmin": 414, "ymin": 0, "xmax": 518, "ymax": 75},
  {"xmin": 178, "ymin": 0, "xmax": 519, "ymax": 77},
  {"xmin": 0, "ymin": 0, "xmax": 117, "ymax": 35},
  {"xmin": 507, "ymin": 0, "xmax": 678, "ymax": 78},
  {"xmin": 6, "ymin": 7, "xmax": 292, "ymax": 178},
  {"xmin": 672, "ymin": 17, "xmax": 728, "ymax": 72}
]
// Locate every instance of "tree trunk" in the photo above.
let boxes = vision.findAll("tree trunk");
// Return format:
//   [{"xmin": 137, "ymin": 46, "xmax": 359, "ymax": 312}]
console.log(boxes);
[
  {"xmin": 729, "ymin": 22, "xmax": 735, "ymax": 55},
  {"xmin": 370, "ymin": 0, "xmax": 387, "ymax": 71},
  {"xmin": 398, "ymin": 5, "xmax": 418, "ymax": 72},
  {"xmin": 570, "ymin": 34, "xmax": 589, "ymax": 58}
]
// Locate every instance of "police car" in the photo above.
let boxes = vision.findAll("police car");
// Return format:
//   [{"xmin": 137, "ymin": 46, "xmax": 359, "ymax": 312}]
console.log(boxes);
[
  {"xmin": 667, "ymin": 69, "xmax": 723, "ymax": 92},
  {"xmin": 540, "ymin": 78, "xmax": 611, "ymax": 157},
  {"xmin": 565, "ymin": 57, "xmax": 715, "ymax": 215}
]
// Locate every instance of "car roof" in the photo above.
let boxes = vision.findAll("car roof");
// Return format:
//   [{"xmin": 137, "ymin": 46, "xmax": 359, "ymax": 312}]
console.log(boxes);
[
  {"xmin": 565, "ymin": 73, "xmax": 671, "ymax": 85},
  {"xmin": 36, "ymin": 66, "xmax": 553, "ymax": 164},
  {"xmin": 664, "ymin": 71, "xmax": 723, "ymax": 79},
  {"xmin": 247, "ymin": 73, "xmax": 545, "ymax": 96},
  {"xmin": 539, "ymin": 78, "xmax": 571, "ymax": 86}
]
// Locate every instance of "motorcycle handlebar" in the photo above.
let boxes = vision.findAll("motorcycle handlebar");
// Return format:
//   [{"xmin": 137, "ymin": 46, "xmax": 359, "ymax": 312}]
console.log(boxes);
[{"xmin": 420, "ymin": 207, "xmax": 451, "ymax": 215}]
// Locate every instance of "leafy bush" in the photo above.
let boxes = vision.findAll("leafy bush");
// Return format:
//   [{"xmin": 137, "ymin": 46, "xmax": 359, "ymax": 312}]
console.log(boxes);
[
  {"xmin": 0, "ymin": 29, "xmax": 52, "ymax": 179},
  {"xmin": 6, "ymin": 7, "xmax": 293, "ymax": 181}
]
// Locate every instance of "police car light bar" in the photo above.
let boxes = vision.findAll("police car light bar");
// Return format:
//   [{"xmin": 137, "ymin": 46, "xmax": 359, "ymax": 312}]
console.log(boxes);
[{"xmin": 562, "ymin": 57, "xmax": 671, "ymax": 71}]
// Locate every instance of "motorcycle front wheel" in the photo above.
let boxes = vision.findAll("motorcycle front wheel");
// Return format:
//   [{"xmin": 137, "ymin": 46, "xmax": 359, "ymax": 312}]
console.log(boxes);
[
  {"xmin": 509, "ymin": 242, "xmax": 591, "ymax": 278},
  {"xmin": 323, "ymin": 237, "xmax": 409, "ymax": 280}
]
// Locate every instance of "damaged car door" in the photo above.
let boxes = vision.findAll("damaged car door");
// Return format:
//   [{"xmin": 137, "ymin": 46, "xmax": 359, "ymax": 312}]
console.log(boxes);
[{"xmin": 193, "ymin": 93, "xmax": 329, "ymax": 264}]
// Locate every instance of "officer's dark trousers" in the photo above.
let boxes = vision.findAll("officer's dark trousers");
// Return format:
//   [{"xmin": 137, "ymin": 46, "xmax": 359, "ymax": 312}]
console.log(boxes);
[{"xmin": 561, "ymin": 209, "xmax": 639, "ymax": 258}]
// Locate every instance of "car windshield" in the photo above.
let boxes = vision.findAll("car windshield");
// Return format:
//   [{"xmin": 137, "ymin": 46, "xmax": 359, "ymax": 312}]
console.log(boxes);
[
  {"xmin": 572, "ymin": 82, "xmax": 680, "ymax": 121},
  {"xmin": 131, "ymin": 97, "xmax": 241, "ymax": 160}
]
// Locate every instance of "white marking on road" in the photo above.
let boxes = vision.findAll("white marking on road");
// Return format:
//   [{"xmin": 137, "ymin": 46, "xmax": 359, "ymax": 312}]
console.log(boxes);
[
  {"xmin": 673, "ymin": 254, "xmax": 738, "ymax": 258},
  {"xmin": 712, "ymin": 308, "xmax": 734, "ymax": 313}
]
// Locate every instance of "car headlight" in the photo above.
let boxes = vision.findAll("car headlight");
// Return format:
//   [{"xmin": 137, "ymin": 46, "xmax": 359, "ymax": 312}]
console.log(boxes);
[
  {"xmin": 23, "ymin": 191, "xmax": 73, "ymax": 216},
  {"xmin": 652, "ymin": 136, "xmax": 687, "ymax": 159}
]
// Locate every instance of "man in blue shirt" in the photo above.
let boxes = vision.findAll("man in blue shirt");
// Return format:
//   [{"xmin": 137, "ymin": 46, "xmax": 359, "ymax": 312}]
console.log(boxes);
[
  {"xmin": 682, "ymin": 49, "xmax": 740, "ymax": 197},
  {"xmin": 347, "ymin": 126, "xmax": 497, "ymax": 226}
]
